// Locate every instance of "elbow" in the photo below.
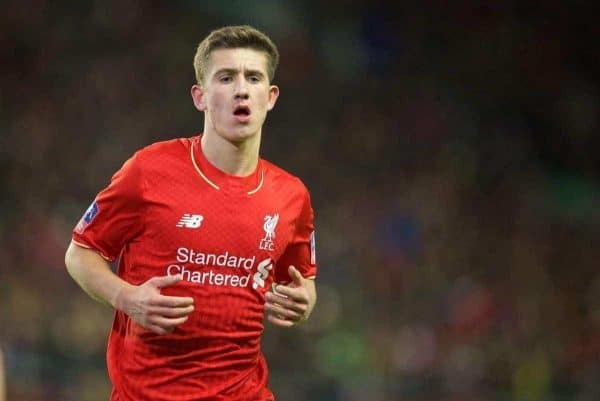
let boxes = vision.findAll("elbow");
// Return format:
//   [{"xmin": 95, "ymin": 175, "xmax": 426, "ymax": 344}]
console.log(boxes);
[
  {"xmin": 65, "ymin": 241, "xmax": 75, "ymax": 275},
  {"xmin": 64, "ymin": 241, "xmax": 82, "ymax": 278}
]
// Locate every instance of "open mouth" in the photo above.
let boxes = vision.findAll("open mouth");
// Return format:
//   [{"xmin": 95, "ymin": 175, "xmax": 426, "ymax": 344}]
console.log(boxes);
[{"xmin": 233, "ymin": 105, "xmax": 251, "ymax": 117}]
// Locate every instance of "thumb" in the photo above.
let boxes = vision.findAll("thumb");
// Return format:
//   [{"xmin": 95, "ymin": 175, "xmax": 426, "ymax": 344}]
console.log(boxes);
[
  {"xmin": 147, "ymin": 274, "xmax": 182, "ymax": 289},
  {"xmin": 288, "ymin": 265, "xmax": 304, "ymax": 285}
]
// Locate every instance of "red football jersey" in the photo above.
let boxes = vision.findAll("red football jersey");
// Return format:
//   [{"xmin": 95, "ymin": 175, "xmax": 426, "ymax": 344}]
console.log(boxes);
[{"xmin": 72, "ymin": 136, "xmax": 317, "ymax": 401}]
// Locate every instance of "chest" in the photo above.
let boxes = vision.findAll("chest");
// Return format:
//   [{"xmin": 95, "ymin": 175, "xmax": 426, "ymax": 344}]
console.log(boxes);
[{"xmin": 143, "ymin": 183, "xmax": 296, "ymax": 264}]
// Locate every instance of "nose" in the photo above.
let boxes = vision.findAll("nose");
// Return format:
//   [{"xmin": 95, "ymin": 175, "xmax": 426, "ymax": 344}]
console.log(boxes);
[{"xmin": 234, "ymin": 76, "xmax": 249, "ymax": 99}]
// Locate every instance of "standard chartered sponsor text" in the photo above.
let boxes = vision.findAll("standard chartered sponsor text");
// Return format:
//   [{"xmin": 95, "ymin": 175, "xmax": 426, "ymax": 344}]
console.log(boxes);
[
  {"xmin": 177, "ymin": 247, "xmax": 256, "ymax": 269},
  {"xmin": 168, "ymin": 264, "xmax": 251, "ymax": 287},
  {"xmin": 168, "ymin": 247, "xmax": 272, "ymax": 289}
]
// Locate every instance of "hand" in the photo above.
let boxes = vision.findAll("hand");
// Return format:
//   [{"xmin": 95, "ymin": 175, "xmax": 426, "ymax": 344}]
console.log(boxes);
[
  {"xmin": 265, "ymin": 266, "xmax": 316, "ymax": 327},
  {"xmin": 115, "ymin": 274, "xmax": 195, "ymax": 335}
]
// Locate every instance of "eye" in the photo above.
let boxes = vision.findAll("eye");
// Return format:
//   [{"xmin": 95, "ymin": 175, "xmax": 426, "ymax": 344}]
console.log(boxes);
[
  {"xmin": 248, "ymin": 75, "xmax": 261, "ymax": 83},
  {"xmin": 219, "ymin": 75, "xmax": 232, "ymax": 83}
]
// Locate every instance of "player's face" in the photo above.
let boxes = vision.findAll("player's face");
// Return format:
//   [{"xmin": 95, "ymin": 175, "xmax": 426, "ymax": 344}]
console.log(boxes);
[{"xmin": 192, "ymin": 48, "xmax": 279, "ymax": 144}]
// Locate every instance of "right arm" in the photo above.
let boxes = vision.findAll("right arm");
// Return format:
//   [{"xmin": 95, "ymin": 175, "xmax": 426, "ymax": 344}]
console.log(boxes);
[{"xmin": 65, "ymin": 241, "xmax": 194, "ymax": 334}]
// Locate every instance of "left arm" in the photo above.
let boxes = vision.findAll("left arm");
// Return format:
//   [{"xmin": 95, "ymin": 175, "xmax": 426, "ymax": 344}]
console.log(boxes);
[{"xmin": 265, "ymin": 266, "xmax": 316, "ymax": 327}]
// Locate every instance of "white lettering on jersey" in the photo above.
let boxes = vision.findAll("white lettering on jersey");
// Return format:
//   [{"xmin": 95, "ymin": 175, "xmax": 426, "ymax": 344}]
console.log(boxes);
[
  {"xmin": 176, "ymin": 247, "xmax": 255, "ymax": 270},
  {"xmin": 165, "ymin": 255, "xmax": 273, "ymax": 291},
  {"xmin": 176, "ymin": 214, "xmax": 203, "ymax": 228}
]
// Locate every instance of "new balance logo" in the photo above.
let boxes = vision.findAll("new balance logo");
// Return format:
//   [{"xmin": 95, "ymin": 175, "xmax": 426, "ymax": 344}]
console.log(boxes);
[{"xmin": 176, "ymin": 214, "xmax": 204, "ymax": 228}]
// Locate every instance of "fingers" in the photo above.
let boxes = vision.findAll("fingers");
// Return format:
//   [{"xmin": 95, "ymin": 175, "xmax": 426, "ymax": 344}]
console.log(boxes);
[
  {"xmin": 270, "ymin": 283, "xmax": 308, "ymax": 303},
  {"xmin": 128, "ymin": 276, "xmax": 196, "ymax": 335},
  {"xmin": 147, "ymin": 274, "xmax": 183, "ymax": 289},
  {"xmin": 143, "ymin": 275, "xmax": 194, "ymax": 307},
  {"xmin": 264, "ymin": 300, "xmax": 304, "ymax": 321},
  {"xmin": 145, "ymin": 315, "xmax": 190, "ymax": 335},
  {"xmin": 265, "ymin": 289, "xmax": 308, "ymax": 328},
  {"xmin": 145, "ymin": 296, "xmax": 194, "ymax": 333},
  {"xmin": 150, "ymin": 304, "xmax": 195, "ymax": 318},
  {"xmin": 266, "ymin": 292, "xmax": 306, "ymax": 314},
  {"xmin": 149, "ymin": 315, "xmax": 189, "ymax": 329},
  {"xmin": 152, "ymin": 294, "xmax": 195, "ymax": 308},
  {"xmin": 147, "ymin": 324, "xmax": 171, "ymax": 335},
  {"xmin": 288, "ymin": 265, "xmax": 304, "ymax": 285},
  {"xmin": 267, "ymin": 313, "xmax": 295, "ymax": 328}
]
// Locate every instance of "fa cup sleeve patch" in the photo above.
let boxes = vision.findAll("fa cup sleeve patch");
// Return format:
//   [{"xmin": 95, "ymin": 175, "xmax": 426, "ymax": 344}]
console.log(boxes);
[{"xmin": 75, "ymin": 200, "xmax": 99, "ymax": 234}]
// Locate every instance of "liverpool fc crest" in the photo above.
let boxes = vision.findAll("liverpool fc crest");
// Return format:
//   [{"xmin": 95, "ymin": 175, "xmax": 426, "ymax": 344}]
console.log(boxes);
[{"xmin": 259, "ymin": 213, "xmax": 279, "ymax": 250}]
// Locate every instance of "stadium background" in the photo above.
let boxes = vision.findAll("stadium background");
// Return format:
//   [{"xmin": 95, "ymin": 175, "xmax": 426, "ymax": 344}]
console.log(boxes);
[{"xmin": 1, "ymin": 1, "xmax": 599, "ymax": 400}]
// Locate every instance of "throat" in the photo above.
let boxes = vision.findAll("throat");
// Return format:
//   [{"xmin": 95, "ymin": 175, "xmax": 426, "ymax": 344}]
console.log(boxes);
[{"xmin": 200, "ymin": 133, "xmax": 260, "ymax": 176}]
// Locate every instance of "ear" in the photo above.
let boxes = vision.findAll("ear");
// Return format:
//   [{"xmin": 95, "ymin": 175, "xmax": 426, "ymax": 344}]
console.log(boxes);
[
  {"xmin": 267, "ymin": 85, "xmax": 279, "ymax": 111},
  {"xmin": 191, "ymin": 84, "xmax": 207, "ymax": 112}
]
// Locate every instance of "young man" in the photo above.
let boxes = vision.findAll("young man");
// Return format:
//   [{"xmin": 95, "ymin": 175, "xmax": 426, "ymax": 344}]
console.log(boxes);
[{"xmin": 65, "ymin": 25, "xmax": 317, "ymax": 401}]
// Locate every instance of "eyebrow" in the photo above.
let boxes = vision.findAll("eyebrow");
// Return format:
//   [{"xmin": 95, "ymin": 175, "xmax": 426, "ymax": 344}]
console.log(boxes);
[{"xmin": 213, "ymin": 68, "xmax": 265, "ymax": 78}]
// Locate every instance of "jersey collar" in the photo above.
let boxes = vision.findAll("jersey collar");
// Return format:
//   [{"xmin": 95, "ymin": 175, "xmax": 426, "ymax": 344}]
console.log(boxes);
[{"xmin": 190, "ymin": 136, "xmax": 264, "ymax": 195}]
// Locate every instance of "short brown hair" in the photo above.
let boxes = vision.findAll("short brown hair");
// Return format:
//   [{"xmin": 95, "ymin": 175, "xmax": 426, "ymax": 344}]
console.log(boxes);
[{"xmin": 193, "ymin": 25, "xmax": 279, "ymax": 84}]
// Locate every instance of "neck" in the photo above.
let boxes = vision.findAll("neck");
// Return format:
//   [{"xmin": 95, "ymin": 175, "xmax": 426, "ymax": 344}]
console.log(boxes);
[{"xmin": 200, "ymin": 131, "xmax": 261, "ymax": 176}]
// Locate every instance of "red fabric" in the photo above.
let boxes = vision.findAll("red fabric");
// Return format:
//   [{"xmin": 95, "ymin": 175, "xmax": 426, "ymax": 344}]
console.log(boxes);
[{"xmin": 73, "ymin": 136, "xmax": 316, "ymax": 401}]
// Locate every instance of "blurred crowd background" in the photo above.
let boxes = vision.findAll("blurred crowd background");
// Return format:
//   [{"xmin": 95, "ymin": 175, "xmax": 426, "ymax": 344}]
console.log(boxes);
[{"xmin": 1, "ymin": 1, "xmax": 599, "ymax": 400}]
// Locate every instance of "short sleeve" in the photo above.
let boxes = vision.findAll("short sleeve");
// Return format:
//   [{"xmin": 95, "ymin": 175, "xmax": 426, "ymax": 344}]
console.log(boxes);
[
  {"xmin": 275, "ymin": 189, "xmax": 317, "ymax": 283},
  {"xmin": 72, "ymin": 153, "xmax": 145, "ymax": 261}
]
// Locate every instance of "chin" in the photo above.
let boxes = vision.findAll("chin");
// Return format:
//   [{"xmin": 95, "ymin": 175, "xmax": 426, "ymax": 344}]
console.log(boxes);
[{"xmin": 220, "ymin": 128, "xmax": 259, "ymax": 144}]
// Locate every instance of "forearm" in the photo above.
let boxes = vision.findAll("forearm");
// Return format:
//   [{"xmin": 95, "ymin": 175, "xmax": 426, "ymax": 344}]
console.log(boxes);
[{"xmin": 65, "ymin": 241, "xmax": 133, "ymax": 309}]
